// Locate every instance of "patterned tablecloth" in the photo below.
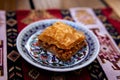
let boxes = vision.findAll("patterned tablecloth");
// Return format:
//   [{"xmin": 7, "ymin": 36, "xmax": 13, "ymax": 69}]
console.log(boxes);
[{"xmin": 0, "ymin": 7, "xmax": 120, "ymax": 80}]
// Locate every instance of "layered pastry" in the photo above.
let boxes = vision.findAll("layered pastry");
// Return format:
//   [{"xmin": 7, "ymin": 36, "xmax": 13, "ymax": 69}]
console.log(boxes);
[{"xmin": 38, "ymin": 22, "xmax": 86, "ymax": 61}]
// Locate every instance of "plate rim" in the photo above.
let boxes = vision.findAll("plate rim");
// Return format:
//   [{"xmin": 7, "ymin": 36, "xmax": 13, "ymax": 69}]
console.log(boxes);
[{"xmin": 16, "ymin": 19, "xmax": 100, "ymax": 72}]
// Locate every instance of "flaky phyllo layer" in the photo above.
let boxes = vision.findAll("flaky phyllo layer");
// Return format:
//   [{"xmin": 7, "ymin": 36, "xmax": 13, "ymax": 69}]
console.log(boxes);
[{"xmin": 38, "ymin": 22, "xmax": 86, "ymax": 61}]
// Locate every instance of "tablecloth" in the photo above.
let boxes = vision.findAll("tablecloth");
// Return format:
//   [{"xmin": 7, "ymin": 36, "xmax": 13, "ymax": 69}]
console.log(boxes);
[{"xmin": 0, "ymin": 7, "xmax": 120, "ymax": 80}]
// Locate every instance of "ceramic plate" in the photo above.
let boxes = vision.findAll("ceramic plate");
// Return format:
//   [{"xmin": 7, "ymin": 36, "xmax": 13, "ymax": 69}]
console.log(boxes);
[{"xmin": 16, "ymin": 19, "xmax": 100, "ymax": 72}]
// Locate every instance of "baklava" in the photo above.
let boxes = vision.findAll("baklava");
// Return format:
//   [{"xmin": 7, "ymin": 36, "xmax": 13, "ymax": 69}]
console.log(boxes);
[{"xmin": 38, "ymin": 22, "xmax": 86, "ymax": 61}]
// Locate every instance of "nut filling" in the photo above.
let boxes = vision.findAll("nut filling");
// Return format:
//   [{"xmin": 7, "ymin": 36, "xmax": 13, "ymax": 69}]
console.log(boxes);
[
  {"xmin": 38, "ymin": 22, "xmax": 86, "ymax": 61},
  {"xmin": 38, "ymin": 40, "xmax": 86, "ymax": 61}
]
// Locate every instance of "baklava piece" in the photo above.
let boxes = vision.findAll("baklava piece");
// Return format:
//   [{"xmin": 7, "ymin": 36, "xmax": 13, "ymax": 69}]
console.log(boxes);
[{"xmin": 38, "ymin": 22, "xmax": 86, "ymax": 61}]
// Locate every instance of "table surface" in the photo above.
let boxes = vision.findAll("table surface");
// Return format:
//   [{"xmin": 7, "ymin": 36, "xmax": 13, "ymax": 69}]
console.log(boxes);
[
  {"xmin": 0, "ymin": 0, "xmax": 106, "ymax": 10},
  {"xmin": 1, "ymin": 0, "xmax": 120, "ymax": 18},
  {"xmin": 105, "ymin": 0, "xmax": 120, "ymax": 18}
]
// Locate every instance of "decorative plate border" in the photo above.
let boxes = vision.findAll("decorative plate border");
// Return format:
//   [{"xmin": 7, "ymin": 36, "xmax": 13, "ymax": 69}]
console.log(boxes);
[{"xmin": 17, "ymin": 19, "xmax": 100, "ymax": 72}]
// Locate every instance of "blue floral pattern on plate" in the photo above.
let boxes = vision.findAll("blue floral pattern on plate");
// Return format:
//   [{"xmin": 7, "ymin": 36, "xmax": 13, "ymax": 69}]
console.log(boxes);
[
  {"xmin": 25, "ymin": 30, "xmax": 88, "ymax": 68},
  {"xmin": 17, "ymin": 19, "xmax": 100, "ymax": 72}
]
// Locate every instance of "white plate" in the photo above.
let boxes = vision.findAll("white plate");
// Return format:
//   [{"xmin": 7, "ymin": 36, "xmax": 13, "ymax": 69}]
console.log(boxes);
[{"xmin": 16, "ymin": 19, "xmax": 100, "ymax": 72}]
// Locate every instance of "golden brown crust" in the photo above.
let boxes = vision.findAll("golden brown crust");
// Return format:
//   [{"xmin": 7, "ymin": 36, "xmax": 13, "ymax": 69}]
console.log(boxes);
[
  {"xmin": 38, "ymin": 22, "xmax": 85, "ymax": 49},
  {"xmin": 38, "ymin": 22, "xmax": 86, "ymax": 61}
]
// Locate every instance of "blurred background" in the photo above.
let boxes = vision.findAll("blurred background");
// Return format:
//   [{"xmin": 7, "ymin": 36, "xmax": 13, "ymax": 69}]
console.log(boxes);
[
  {"xmin": 0, "ymin": 0, "xmax": 114, "ymax": 10},
  {"xmin": 0, "ymin": 0, "xmax": 120, "ymax": 17}
]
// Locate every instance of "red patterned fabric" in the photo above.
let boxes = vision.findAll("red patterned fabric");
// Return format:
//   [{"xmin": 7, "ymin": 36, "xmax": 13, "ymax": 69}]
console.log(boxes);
[
  {"xmin": 16, "ymin": 10, "xmax": 30, "ymax": 32},
  {"xmin": 16, "ymin": 10, "xmax": 91, "ymax": 80},
  {"xmin": 102, "ymin": 8, "xmax": 120, "ymax": 34},
  {"xmin": 16, "ymin": 10, "xmax": 62, "ymax": 33}
]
